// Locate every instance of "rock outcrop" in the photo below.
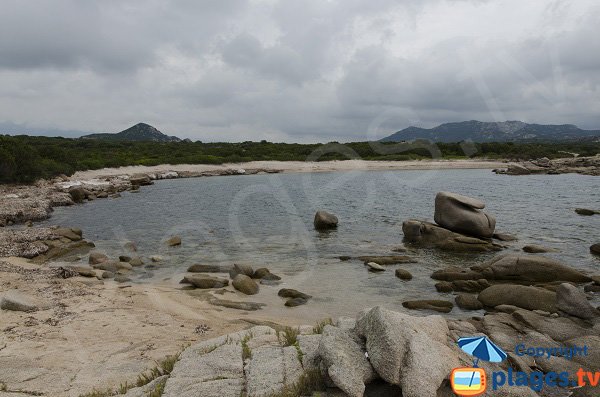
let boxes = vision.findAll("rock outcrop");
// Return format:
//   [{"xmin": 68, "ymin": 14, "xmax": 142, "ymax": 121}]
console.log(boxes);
[
  {"xmin": 434, "ymin": 191, "xmax": 496, "ymax": 238},
  {"xmin": 403, "ymin": 220, "xmax": 502, "ymax": 252}
]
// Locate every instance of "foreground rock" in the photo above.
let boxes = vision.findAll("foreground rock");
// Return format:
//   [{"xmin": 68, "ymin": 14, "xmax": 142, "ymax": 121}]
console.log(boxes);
[
  {"xmin": 434, "ymin": 191, "xmax": 496, "ymax": 238},
  {"xmin": 403, "ymin": 220, "xmax": 502, "ymax": 252},
  {"xmin": 314, "ymin": 210, "xmax": 338, "ymax": 231},
  {"xmin": 555, "ymin": 283, "xmax": 598, "ymax": 320},
  {"xmin": 478, "ymin": 284, "xmax": 557, "ymax": 312}
]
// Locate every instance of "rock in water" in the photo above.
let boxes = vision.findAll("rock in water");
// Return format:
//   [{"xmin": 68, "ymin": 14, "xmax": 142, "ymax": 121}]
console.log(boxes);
[
  {"xmin": 477, "ymin": 284, "xmax": 556, "ymax": 312},
  {"xmin": 455, "ymin": 294, "xmax": 483, "ymax": 310},
  {"xmin": 166, "ymin": 236, "xmax": 181, "ymax": 246},
  {"xmin": 575, "ymin": 208, "xmax": 599, "ymax": 216},
  {"xmin": 68, "ymin": 186, "xmax": 86, "ymax": 203},
  {"xmin": 187, "ymin": 264, "xmax": 229, "ymax": 273},
  {"xmin": 366, "ymin": 262, "xmax": 385, "ymax": 272},
  {"xmin": 278, "ymin": 289, "xmax": 311, "ymax": 300},
  {"xmin": 395, "ymin": 269, "xmax": 412, "ymax": 280},
  {"xmin": 285, "ymin": 297, "xmax": 308, "ymax": 307},
  {"xmin": 232, "ymin": 274, "xmax": 259, "ymax": 295},
  {"xmin": 476, "ymin": 254, "xmax": 591, "ymax": 283},
  {"xmin": 314, "ymin": 210, "xmax": 338, "ymax": 231},
  {"xmin": 433, "ymin": 191, "xmax": 496, "ymax": 238},
  {"xmin": 182, "ymin": 275, "xmax": 229, "ymax": 289},
  {"xmin": 88, "ymin": 251, "xmax": 109, "ymax": 265},
  {"xmin": 590, "ymin": 243, "xmax": 600, "ymax": 256},
  {"xmin": 403, "ymin": 220, "xmax": 502, "ymax": 252},
  {"xmin": 402, "ymin": 300, "xmax": 454, "ymax": 313},
  {"xmin": 556, "ymin": 283, "xmax": 598, "ymax": 320},
  {"xmin": 229, "ymin": 263, "xmax": 254, "ymax": 278},
  {"xmin": 522, "ymin": 244, "xmax": 559, "ymax": 253}
]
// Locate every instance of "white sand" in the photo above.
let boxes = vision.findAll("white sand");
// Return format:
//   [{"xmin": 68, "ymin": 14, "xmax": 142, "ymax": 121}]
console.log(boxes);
[{"xmin": 70, "ymin": 159, "xmax": 506, "ymax": 180}]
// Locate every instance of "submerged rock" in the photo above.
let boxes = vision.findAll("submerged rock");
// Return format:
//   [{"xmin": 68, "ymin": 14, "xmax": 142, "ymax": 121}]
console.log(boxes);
[
  {"xmin": 434, "ymin": 191, "xmax": 496, "ymax": 238},
  {"xmin": 358, "ymin": 255, "xmax": 416, "ymax": 265},
  {"xmin": 187, "ymin": 264, "xmax": 229, "ymax": 273},
  {"xmin": 314, "ymin": 210, "xmax": 338, "ymax": 231},
  {"xmin": 252, "ymin": 268, "xmax": 281, "ymax": 280},
  {"xmin": 229, "ymin": 263, "xmax": 254, "ymax": 278},
  {"xmin": 278, "ymin": 288, "xmax": 311, "ymax": 300},
  {"xmin": 182, "ymin": 275, "xmax": 229, "ymax": 289},
  {"xmin": 590, "ymin": 243, "xmax": 600, "ymax": 256},
  {"xmin": 402, "ymin": 300, "xmax": 453, "ymax": 313},
  {"xmin": 209, "ymin": 299, "xmax": 265, "ymax": 311},
  {"xmin": 285, "ymin": 297, "xmax": 308, "ymax": 307},
  {"xmin": 88, "ymin": 251, "xmax": 109, "ymax": 265},
  {"xmin": 575, "ymin": 208, "xmax": 599, "ymax": 216},
  {"xmin": 522, "ymin": 244, "xmax": 559, "ymax": 253},
  {"xmin": 166, "ymin": 236, "xmax": 181, "ymax": 246}
]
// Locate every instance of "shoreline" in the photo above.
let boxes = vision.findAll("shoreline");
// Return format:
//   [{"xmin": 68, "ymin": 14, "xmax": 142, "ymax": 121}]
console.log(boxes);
[{"xmin": 69, "ymin": 159, "xmax": 507, "ymax": 180}]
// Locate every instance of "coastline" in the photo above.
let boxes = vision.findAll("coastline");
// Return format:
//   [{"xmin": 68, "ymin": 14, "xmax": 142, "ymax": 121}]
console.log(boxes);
[{"xmin": 69, "ymin": 159, "xmax": 507, "ymax": 180}]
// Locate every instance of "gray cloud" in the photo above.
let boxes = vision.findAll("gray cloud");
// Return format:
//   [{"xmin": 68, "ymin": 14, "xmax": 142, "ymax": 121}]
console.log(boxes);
[{"xmin": 0, "ymin": 0, "xmax": 599, "ymax": 142}]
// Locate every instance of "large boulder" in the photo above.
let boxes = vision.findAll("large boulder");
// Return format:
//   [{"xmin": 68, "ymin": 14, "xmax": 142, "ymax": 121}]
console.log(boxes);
[
  {"xmin": 314, "ymin": 210, "xmax": 338, "ymax": 231},
  {"xmin": 232, "ymin": 274, "xmax": 259, "ymax": 295},
  {"xmin": 318, "ymin": 325, "xmax": 377, "ymax": 397},
  {"xmin": 475, "ymin": 254, "xmax": 591, "ymax": 283},
  {"xmin": 355, "ymin": 307, "xmax": 458, "ymax": 396},
  {"xmin": 434, "ymin": 192, "xmax": 496, "ymax": 238},
  {"xmin": 478, "ymin": 284, "xmax": 557, "ymax": 312},
  {"xmin": 556, "ymin": 283, "xmax": 598, "ymax": 320},
  {"xmin": 403, "ymin": 220, "xmax": 502, "ymax": 252}
]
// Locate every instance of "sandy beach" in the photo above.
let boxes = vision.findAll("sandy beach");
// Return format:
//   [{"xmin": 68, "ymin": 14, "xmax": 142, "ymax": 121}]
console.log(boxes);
[{"xmin": 70, "ymin": 159, "xmax": 507, "ymax": 180}]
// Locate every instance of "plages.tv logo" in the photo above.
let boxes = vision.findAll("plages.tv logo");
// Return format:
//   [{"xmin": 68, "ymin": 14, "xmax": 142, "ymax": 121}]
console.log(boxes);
[{"xmin": 451, "ymin": 336, "xmax": 507, "ymax": 396}]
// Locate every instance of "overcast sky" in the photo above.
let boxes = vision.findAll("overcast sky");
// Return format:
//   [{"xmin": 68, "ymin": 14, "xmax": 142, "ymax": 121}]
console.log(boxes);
[{"xmin": 1, "ymin": 0, "xmax": 599, "ymax": 142}]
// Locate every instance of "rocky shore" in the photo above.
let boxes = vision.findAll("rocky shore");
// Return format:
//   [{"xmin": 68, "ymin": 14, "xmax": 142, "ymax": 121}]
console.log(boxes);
[
  {"xmin": 494, "ymin": 155, "xmax": 600, "ymax": 176},
  {"xmin": 1, "ymin": 163, "xmax": 599, "ymax": 396}
]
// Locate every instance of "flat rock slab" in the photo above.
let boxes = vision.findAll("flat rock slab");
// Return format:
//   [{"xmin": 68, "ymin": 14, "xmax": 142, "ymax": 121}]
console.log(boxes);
[
  {"xmin": 0, "ymin": 290, "xmax": 47, "ymax": 312},
  {"xmin": 402, "ymin": 300, "xmax": 454, "ymax": 313}
]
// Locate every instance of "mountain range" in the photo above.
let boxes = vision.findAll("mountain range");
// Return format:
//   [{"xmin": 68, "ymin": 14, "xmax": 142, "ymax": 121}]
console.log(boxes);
[
  {"xmin": 381, "ymin": 120, "xmax": 600, "ymax": 143},
  {"xmin": 82, "ymin": 123, "xmax": 181, "ymax": 142}
]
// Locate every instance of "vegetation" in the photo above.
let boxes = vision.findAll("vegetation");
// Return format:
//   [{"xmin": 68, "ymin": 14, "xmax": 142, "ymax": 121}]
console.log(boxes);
[
  {"xmin": 1, "ymin": 134, "xmax": 598, "ymax": 184},
  {"xmin": 267, "ymin": 368, "xmax": 327, "ymax": 397},
  {"xmin": 278, "ymin": 327, "xmax": 300, "ymax": 347},
  {"xmin": 312, "ymin": 318, "xmax": 333, "ymax": 335}
]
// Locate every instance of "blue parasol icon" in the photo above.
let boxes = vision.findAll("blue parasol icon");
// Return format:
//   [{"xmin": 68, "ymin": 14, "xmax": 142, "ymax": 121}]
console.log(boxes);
[
  {"xmin": 458, "ymin": 336, "xmax": 507, "ymax": 387},
  {"xmin": 458, "ymin": 336, "xmax": 507, "ymax": 366}
]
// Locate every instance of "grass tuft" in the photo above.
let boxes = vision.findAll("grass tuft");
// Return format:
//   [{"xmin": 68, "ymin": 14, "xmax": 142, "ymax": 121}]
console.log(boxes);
[
  {"xmin": 312, "ymin": 318, "xmax": 333, "ymax": 335},
  {"xmin": 267, "ymin": 368, "xmax": 326, "ymax": 397},
  {"xmin": 279, "ymin": 327, "xmax": 299, "ymax": 347}
]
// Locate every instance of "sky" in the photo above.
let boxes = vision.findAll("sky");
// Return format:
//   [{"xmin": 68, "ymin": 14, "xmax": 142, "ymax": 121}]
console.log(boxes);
[{"xmin": 0, "ymin": 0, "xmax": 599, "ymax": 142}]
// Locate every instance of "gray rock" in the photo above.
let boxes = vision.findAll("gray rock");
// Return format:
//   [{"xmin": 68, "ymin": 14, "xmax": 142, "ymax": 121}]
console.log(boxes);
[
  {"xmin": 66, "ymin": 265, "xmax": 96, "ymax": 278},
  {"xmin": 187, "ymin": 264, "xmax": 229, "ymax": 273},
  {"xmin": 403, "ymin": 220, "xmax": 502, "ymax": 252},
  {"xmin": 232, "ymin": 274, "xmax": 259, "ymax": 295},
  {"xmin": 209, "ymin": 299, "xmax": 265, "ymax": 311},
  {"xmin": 114, "ymin": 275, "xmax": 131, "ymax": 283},
  {"xmin": 451, "ymin": 279, "xmax": 490, "ymax": 292},
  {"xmin": 512, "ymin": 309, "xmax": 593, "ymax": 342},
  {"xmin": 252, "ymin": 268, "xmax": 281, "ymax": 280},
  {"xmin": 358, "ymin": 255, "xmax": 417, "ymax": 265},
  {"xmin": 182, "ymin": 275, "xmax": 229, "ymax": 289},
  {"xmin": 68, "ymin": 186, "xmax": 86, "ymax": 203},
  {"xmin": 229, "ymin": 263, "xmax": 254, "ymax": 278},
  {"xmin": 575, "ymin": 208, "xmax": 599, "ymax": 216},
  {"xmin": 591, "ymin": 243, "xmax": 600, "ymax": 256},
  {"xmin": 394, "ymin": 268, "xmax": 412, "ymax": 280},
  {"xmin": 455, "ymin": 294, "xmax": 483, "ymax": 310},
  {"xmin": 355, "ymin": 307, "xmax": 454, "ymax": 393},
  {"xmin": 285, "ymin": 297, "xmax": 308, "ymax": 307},
  {"xmin": 434, "ymin": 191, "xmax": 496, "ymax": 238},
  {"xmin": 365, "ymin": 262, "xmax": 385, "ymax": 272},
  {"xmin": 476, "ymin": 254, "xmax": 591, "ymax": 283},
  {"xmin": 124, "ymin": 242, "xmax": 137, "ymax": 252},
  {"xmin": 522, "ymin": 244, "xmax": 559, "ymax": 253},
  {"xmin": 314, "ymin": 210, "xmax": 338, "ymax": 231},
  {"xmin": 88, "ymin": 251, "xmax": 108, "ymax": 265},
  {"xmin": 0, "ymin": 291, "xmax": 44, "ymax": 312},
  {"xmin": 478, "ymin": 284, "xmax": 557, "ymax": 312},
  {"xmin": 129, "ymin": 257, "xmax": 144, "ymax": 266},
  {"xmin": 278, "ymin": 289, "xmax": 311, "ymax": 300},
  {"xmin": 124, "ymin": 375, "xmax": 168, "ymax": 397},
  {"xmin": 431, "ymin": 266, "xmax": 484, "ymax": 281},
  {"xmin": 493, "ymin": 232, "xmax": 518, "ymax": 241},
  {"xmin": 166, "ymin": 236, "xmax": 181, "ymax": 246},
  {"xmin": 119, "ymin": 255, "xmax": 132, "ymax": 262},
  {"xmin": 318, "ymin": 325, "xmax": 376, "ymax": 397},
  {"xmin": 435, "ymin": 281, "xmax": 453, "ymax": 293},
  {"xmin": 556, "ymin": 283, "xmax": 598, "ymax": 320},
  {"xmin": 402, "ymin": 300, "xmax": 453, "ymax": 313}
]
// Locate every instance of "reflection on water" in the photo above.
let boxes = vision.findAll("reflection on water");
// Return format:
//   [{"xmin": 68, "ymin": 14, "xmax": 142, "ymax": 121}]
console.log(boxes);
[{"xmin": 41, "ymin": 169, "xmax": 600, "ymax": 319}]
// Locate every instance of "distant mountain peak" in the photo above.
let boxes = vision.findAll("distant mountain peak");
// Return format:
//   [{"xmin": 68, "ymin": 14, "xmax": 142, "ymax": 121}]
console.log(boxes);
[
  {"xmin": 82, "ymin": 123, "xmax": 181, "ymax": 142},
  {"xmin": 380, "ymin": 120, "xmax": 600, "ymax": 143}
]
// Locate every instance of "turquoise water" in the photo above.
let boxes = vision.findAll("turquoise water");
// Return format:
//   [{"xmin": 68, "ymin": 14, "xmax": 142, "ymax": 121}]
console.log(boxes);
[{"xmin": 41, "ymin": 169, "xmax": 600, "ymax": 318}]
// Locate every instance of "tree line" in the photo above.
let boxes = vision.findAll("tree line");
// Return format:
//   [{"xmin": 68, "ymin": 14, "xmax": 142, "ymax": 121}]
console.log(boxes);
[{"xmin": 0, "ymin": 134, "xmax": 598, "ymax": 183}]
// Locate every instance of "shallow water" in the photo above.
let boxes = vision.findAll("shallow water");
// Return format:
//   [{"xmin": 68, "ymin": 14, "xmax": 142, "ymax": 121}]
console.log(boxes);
[{"xmin": 41, "ymin": 169, "xmax": 600, "ymax": 319}]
